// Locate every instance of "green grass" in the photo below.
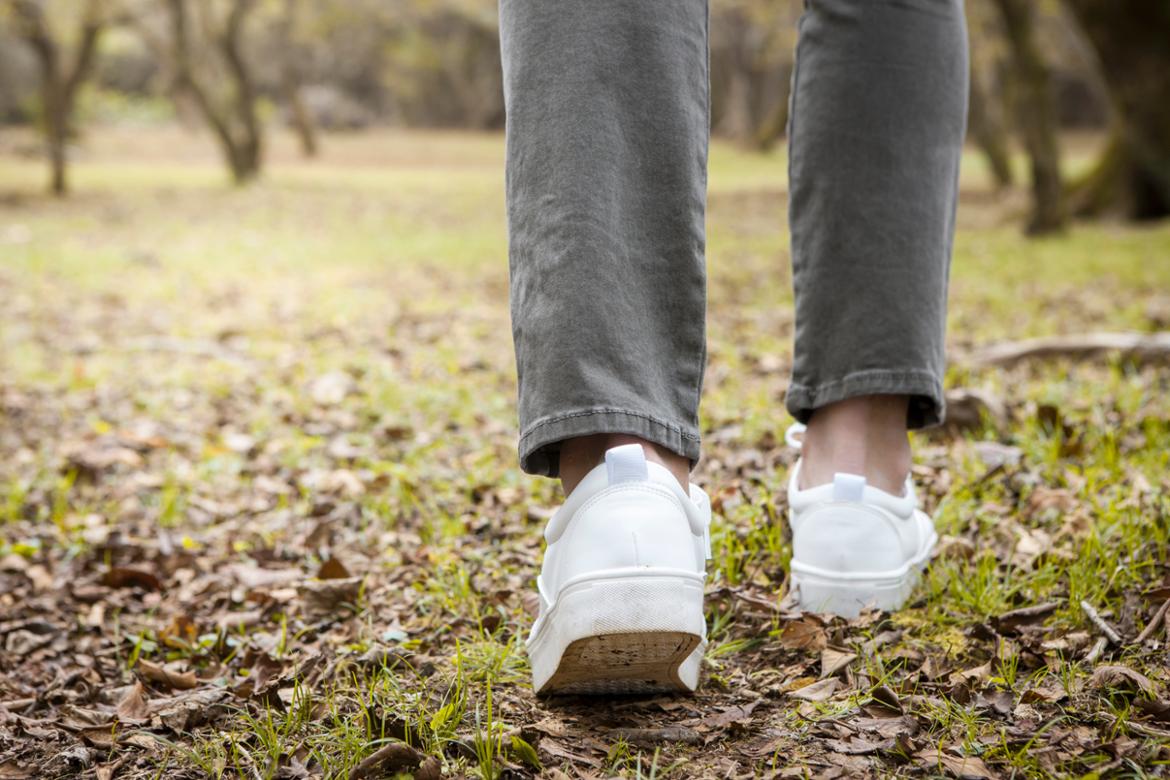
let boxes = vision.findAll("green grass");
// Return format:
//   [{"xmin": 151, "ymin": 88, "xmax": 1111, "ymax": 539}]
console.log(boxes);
[{"xmin": 1, "ymin": 127, "xmax": 1169, "ymax": 778}]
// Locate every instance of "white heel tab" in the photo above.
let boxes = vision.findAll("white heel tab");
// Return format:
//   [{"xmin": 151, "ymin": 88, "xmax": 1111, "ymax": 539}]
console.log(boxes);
[
  {"xmin": 689, "ymin": 484, "xmax": 713, "ymax": 560},
  {"xmin": 832, "ymin": 473, "xmax": 867, "ymax": 502},
  {"xmin": 605, "ymin": 444, "xmax": 648, "ymax": 485}
]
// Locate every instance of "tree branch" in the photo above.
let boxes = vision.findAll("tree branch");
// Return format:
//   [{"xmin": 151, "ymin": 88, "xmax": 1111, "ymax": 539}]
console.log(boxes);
[{"xmin": 62, "ymin": 0, "xmax": 106, "ymax": 108}]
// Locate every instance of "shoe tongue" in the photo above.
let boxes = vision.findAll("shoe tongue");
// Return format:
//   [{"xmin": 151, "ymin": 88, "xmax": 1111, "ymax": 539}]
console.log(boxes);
[
  {"xmin": 605, "ymin": 443, "xmax": 649, "ymax": 485},
  {"xmin": 832, "ymin": 473, "xmax": 867, "ymax": 501}
]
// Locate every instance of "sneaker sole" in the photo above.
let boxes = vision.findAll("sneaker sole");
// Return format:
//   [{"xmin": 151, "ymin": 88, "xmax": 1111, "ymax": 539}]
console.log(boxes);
[
  {"xmin": 790, "ymin": 531, "xmax": 937, "ymax": 618},
  {"xmin": 527, "ymin": 570, "xmax": 706, "ymax": 696}
]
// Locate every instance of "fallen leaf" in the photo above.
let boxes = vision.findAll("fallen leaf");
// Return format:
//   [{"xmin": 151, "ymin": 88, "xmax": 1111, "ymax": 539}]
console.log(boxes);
[
  {"xmin": 317, "ymin": 557, "xmax": 351, "ymax": 580},
  {"xmin": 704, "ymin": 699, "xmax": 760, "ymax": 731},
  {"xmin": 824, "ymin": 735, "xmax": 891, "ymax": 755},
  {"xmin": 300, "ymin": 576, "xmax": 362, "ymax": 615},
  {"xmin": 348, "ymin": 741, "xmax": 424, "ymax": 780},
  {"xmin": 820, "ymin": 646, "xmax": 858, "ymax": 678},
  {"xmin": 779, "ymin": 615, "xmax": 828, "ymax": 651},
  {"xmin": 992, "ymin": 602, "xmax": 1059, "ymax": 634},
  {"xmin": 100, "ymin": 567, "xmax": 162, "ymax": 591},
  {"xmin": 790, "ymin": 678, "xmax": 840, "ymax": 702},
  {"xmin": 1089, "ymin": 665, "xmax": 1156, "ymax": 696},
  {"xmin": 116, "ymin": 681, "xmax": 149, "ymax": 724},
  {"xmin": 917, "ymin": 748, "xmax": 996, "ymax": 779},
  {"xmin": 137, "ymin": 660, "xmax": 198, "ymax": 690}
]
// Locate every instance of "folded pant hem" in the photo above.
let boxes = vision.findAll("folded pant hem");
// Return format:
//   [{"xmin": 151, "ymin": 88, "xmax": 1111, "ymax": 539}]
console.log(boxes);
[
  {"xmin": 519, "ymin": 408, "xmax": 701, "ymax": 477},
  {"xmin": 786, "ymin": 369, "xmax": 945, "ymax": 429}
]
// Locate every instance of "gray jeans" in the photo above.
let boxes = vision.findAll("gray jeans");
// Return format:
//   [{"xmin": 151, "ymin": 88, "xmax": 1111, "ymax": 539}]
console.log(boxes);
[{"xmin": 500, "ymin": 0, "xmax": 969, "ymax": 476}]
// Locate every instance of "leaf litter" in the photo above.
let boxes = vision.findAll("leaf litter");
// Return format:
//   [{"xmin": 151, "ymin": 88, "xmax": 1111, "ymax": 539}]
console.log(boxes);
[{"xmin": 2, "ymin": 133, "xmax": 1170, "ymax": 777}]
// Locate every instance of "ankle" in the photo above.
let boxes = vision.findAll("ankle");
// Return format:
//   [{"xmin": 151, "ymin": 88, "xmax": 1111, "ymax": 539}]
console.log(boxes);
[
  {"xmin": 799, "ymin": 395, "xmax": 911, "ymax": 494},
  {"xmin": 558, "ymin": 434, "xmax": 690, "ymax": 496}
]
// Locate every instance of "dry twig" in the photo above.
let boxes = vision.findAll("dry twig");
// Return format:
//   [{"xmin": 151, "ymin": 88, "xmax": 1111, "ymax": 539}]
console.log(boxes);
[
  {"xmin": 968, "ymin": 331, "xmax": 1170, "ymax": 368},
  {"xmin": 1080, "ymin": 600, "xmax": 1122, "ymax": 645},
  {"xmin": 1134, "ymin": 597, "xmax": 1170, "ymax": 645}
]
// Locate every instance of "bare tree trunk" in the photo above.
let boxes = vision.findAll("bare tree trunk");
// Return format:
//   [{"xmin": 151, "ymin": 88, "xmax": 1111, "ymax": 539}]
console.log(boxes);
[
  {"xmin": 1064, "ymin": 0, "xmax": 1170, "ymax": 220},
  {"xmin": 967, "ymin": 58, "xmax": 1013, "ymax": 190},
  {"xmin": 164, "ymin": 0, "xmax": 262, "ymax": 184},
  {"xmin": 220, "ymin": 0, "xmax": 261, "ymax": 180},
  {"xmin": 10, "ymin": 0, "xmax": 105, "ymax": 196},
  {"xmin": 752, "ymin": 88, "xmax": 789, "ymax": 153},
  {"xmin": 279, "ymin": 0, "xmax": 318, "ymax": 158},
  {"xmin": 992, "ymin": 0, "xmax": 1066, "ymax": 234},
  {"xmin": 284, "ymin": 82, "xmax": 318, "ymax": 158}
]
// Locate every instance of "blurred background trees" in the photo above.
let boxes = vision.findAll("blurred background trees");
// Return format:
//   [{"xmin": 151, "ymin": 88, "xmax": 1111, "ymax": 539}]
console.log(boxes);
[
  {"xmin": 0, "ymin": 0, "xmax": 1162, "ymax": 230},
  {"xmin": 3, "ymin": 0, "xmax": 109, "ymax": 194}
]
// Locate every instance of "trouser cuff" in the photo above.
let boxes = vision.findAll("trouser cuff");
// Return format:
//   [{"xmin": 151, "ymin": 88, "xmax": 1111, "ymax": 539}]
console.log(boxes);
[
  {"xmin": 518, "ymin": 409, "xmax": 701, "ymax": 477},
  {"xmin": 785, "ymin": 369, "xmax": 945, "ymax": 430}
]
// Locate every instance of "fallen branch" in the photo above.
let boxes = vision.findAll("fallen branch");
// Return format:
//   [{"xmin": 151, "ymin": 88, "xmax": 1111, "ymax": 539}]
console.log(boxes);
[
  {"xmin": 968, "ymin": 332, "xmax": 1170, "ymax": 368},
  {"xmin": 1134, "ymin": 597, "xmax": 1170, "ymax": 645},
  {"xmin": 607, "ymin": 726, "xmax": 701, "ymax": 746},
  {"xmin": 1080, "ymin": 599, "xmax": 1122, "ymax": 645},
  {"xmin": 1100, "ymin": 712, "xmax": 1170, "ymax": 740}
]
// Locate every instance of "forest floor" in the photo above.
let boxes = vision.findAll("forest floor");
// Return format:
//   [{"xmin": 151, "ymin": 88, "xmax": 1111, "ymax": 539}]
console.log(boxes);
[{"xmin": 1, "ymin": 127, "xmax": 1169, "ymax": 779}]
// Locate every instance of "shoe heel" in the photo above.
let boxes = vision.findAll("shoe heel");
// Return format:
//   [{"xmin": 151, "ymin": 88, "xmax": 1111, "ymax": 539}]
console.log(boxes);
[
  {"xmin": 790, "ymin": 568, "xmax": 921, "ymax": 618},
  {"xmin": 528, "ymin": 571, "xmax": 706, "ymax": 695}
]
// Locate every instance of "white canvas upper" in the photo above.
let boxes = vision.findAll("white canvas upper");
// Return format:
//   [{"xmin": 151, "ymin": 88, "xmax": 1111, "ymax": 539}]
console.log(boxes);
[
  {"xmin": 527, "ymin": 444, "xmax": 711, "ymax": 694},
  {"xmin": 786, "ymin": 426, "xmax": 937, "ymax": 617}
]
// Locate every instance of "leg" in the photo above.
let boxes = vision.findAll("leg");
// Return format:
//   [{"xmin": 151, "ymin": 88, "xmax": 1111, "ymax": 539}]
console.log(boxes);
[
  {"xmin": 786, "ymin": 0, "xmax": 969, "ymax": 492},
  {"xmin": 500, "ymin": 0, "xmax": 709, "ymax": 489},
  {"xmin": 502, "ymin": 0, "xmax": 713, "ymax": 695}
]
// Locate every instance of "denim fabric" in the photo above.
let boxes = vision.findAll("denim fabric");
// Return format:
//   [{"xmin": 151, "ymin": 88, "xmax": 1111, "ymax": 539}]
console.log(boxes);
[{"xmin": 500, "ymin": 0, "xmax": 968, "ymax": 476}]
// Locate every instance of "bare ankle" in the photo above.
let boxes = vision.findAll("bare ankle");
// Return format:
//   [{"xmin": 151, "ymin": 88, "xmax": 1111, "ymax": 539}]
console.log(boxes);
[
  {"xmin": 558, "ymin": 434, "xmax": 690, "ymax": 496},
  {"xmin": 799, "ymin": 395, "xmax": 911, "ymax": 494}
]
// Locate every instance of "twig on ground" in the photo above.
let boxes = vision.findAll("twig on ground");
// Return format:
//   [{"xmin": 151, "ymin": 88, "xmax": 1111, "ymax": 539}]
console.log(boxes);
[
  {"xmin": 1101, "ymin": 713, "xmax": 1170, "ymax": 740},
  {"xmin": 1080, "ymin": 600, "xmax": 1122, "ymax": 645},
  {"xmin": 1134, "ymin": 597, "xmax": 1170, "ymax": 645},
  {"xmin": 1085, "ymin": 637, "xmax": 1109, "ymax": 665},
  {"xmin": 967, "ymin": 332, "xmax": 1170, "ymax": 368},
  {"xmin": 607, "ymin": 726, "xmax": 701, "ymax": 746}
]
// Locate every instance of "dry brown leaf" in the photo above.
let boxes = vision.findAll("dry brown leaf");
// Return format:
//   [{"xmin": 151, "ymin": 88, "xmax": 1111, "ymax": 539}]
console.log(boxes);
[
  {"xmin": 1020, "ymin": 682, "xmax": 1067, "ymax": 704},
  {"xmin": 348, "ymin": 741, "xmax": 424, "ymax": 780},
  {"xmin": 137, "ymin": 660, "xmax": 198, "ymax": 690},
  {"xmin": 992, "ymin": 602, "xmax": 1059, "ymax": 634},
  {"xmin": 1089, "ymin": 665, "xmax": 1156, "ymax": 696},
  {"xmin": 1135, "ymin": 699, "xmax": 1170, "ymax": 723},
  {"xmin": 790, "ymin": 678, "xmax": 840, "ymax": 702},
  {"xmin": 779, "ymin": 615, "xmax": 828, "ymax": 651},
  {"xmin": 159, "ymin": 614, "xmax": 198, "ymax": 649},
  {"xmin": 300, "ymin": 576, "xmax": 362, "ymax": 615},
  {"xmin": 151, "ymin": 688, "xmax": 229, "ymax": 731},
  {"xmin": 824, "ymin": 735, "xmax": 891, "ymax": 755},
  {"xmin": 703, "ymin": 699, "xmax": 761, "ymax": 731},
  {"xmin": 100, "ymin": 567, "xmax": 162, "ymax": 592},
  {"xmin": 944, "ymin": 388, "xmax": 1008, "ymax": 431},
  {"xmin": 317, "ymin": 557, "xmax": 351, "ymax": 580},
  {"xmin": 917, "ymin": 748, "xmax": 997, "ymax": 779},
  {"xmin": 115, "ymin": 681, "xmax": 149, "ymax": 724},
  {"xmin": 950, "ymin": 662, "xmax": 992, "ymax": 686},
  {"xmin": 868, "ymin": 684, "xmax": 904, "ymax": 715},
  {"xmin": 820, "ymin": 646, "xmax": 858, "ymax": 678}
]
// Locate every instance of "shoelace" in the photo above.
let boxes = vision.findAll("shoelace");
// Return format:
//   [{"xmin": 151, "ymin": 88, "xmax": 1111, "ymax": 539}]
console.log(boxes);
[{"xmin": 784, "ymin": 422, "xmax": 806, "ymax": 451}]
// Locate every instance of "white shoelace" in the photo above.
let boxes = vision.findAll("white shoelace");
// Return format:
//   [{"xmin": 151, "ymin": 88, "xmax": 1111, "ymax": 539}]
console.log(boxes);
[{"xmin": 784, "ymin": 422, "xmax": 806, "ymax": 451}]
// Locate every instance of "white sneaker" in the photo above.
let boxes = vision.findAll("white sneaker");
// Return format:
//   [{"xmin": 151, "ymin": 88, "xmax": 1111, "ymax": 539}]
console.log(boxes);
[
  {"xmin": 527, "ymin": 444, "xmax": 711, "ymax": 696},
  {"xmin": 785, "ymin": 424, "xmax": 937, "ymax": 618}
]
